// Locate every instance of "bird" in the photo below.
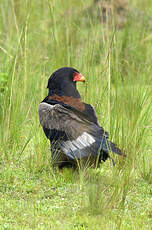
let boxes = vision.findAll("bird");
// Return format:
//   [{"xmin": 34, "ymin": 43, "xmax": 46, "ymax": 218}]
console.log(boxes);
[{"xmin": 39, "ymin": 67, "xmax": 124, "ymax": 168}]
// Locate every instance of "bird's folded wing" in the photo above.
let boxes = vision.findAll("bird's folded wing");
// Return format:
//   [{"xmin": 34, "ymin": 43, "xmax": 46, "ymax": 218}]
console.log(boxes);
[{"xmin": 39, "ymin": 102, "xmax": 121, "ymax": 160}]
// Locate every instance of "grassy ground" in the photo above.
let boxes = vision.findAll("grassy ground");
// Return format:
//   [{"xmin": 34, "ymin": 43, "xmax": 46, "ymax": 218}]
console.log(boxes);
[{"xmin": 0, "ymin": 0, "xmax": 152, "ymax": 229}]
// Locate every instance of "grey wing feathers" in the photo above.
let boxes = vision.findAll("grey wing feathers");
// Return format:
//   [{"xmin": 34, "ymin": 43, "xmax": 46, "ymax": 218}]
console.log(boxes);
[
  {"xmin": 39, "ymin": 102, "xmax": 94, "ymax": 137},
  {"xmin": 39, "ymin": 102, "xmax": 123, "ymax": 161},
  {"xmin": 39, "ymin": 102, "xmax": 104, "ymax": 159}
]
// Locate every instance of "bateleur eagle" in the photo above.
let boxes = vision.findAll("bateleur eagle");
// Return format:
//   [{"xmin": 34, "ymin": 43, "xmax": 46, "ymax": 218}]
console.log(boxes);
[{"xmin": 39, "ymin": 67, "xmax": 124, "ymax": 168}]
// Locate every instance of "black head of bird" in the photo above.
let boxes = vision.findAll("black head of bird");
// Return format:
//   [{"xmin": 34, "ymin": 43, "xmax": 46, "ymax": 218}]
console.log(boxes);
[{"xmin": 47, "ymin": 67, "xmax": 85, "ymax": 98}]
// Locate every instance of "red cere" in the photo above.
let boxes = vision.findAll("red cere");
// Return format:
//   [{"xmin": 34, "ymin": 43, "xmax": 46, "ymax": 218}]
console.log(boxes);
[{"xmin": 73, "ymin": 72, "xmax": 86, "ymax": 82}]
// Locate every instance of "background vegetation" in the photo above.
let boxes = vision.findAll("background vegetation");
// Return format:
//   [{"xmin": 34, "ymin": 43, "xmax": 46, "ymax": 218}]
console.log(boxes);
[{"xmin": 0, "ymin": 0, "xmax": 152, "ymax": 229}]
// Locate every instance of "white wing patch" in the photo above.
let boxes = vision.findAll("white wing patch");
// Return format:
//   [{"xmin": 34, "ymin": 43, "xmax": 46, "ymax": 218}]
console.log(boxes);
[
  {"xmin": 76, "ymin": 132, "xmax": 95, "ymax": 148},
  {"xmin": 61, "ymin": 132, "xmax": 96, "ymax": 159},
  {"xmin": 64, "ymin": 132, "xmax": 95, "ymax": 151}
]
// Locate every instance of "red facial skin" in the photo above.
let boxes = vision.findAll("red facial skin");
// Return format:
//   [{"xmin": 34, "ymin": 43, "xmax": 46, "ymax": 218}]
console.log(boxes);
[{"xmin": 73, "ymin": 72, "xmax": 85, "ymax": 82}]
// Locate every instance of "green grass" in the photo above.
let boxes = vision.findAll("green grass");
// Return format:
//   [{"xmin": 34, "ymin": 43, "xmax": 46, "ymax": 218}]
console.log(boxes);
[{"xmin": 0, "ymin": 0, "xmax": 152, "ymax": 229}]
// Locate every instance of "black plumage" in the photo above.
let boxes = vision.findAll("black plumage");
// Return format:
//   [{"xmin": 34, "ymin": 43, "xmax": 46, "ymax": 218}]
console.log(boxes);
[{"xmin": 39, "ymin": 67, "xmax": 124, "ymax": 168}]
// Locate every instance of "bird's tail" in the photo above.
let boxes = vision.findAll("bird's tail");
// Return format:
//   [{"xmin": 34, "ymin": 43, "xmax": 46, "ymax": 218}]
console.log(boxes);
[{"xmin": 110, "ymin": 141, "xmax": 125, "ymax": 156}]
